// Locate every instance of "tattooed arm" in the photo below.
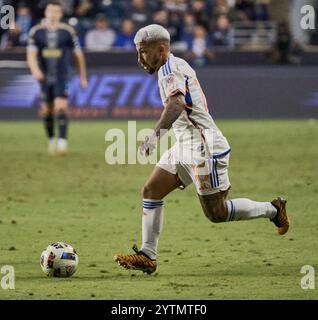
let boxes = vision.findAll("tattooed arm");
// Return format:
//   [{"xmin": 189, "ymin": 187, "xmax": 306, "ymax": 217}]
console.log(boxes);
[
  {"xmin": 140, "ymin": 92, "xmax": 186, "ymax": 156},
  {"xmin": 154, "ymin": 92, "xmax": 186, "ymax": 137}
]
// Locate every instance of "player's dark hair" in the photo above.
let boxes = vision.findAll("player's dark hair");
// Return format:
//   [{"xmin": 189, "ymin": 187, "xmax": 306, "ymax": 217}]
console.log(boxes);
[{"xmin": 45, "ymin": 0, "xmax": 62, "ymax": 8}]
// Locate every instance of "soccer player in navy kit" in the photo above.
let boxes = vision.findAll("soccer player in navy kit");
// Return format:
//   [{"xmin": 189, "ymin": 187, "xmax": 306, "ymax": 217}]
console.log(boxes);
[{"xmin": 27, "ymin": 1, "xmax": 87, "ymax": 155}]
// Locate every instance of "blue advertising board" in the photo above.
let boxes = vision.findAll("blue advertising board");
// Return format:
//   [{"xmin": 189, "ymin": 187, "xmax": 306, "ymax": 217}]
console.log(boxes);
[{"xmin": 0, "ymin": 67, "xmax": 317, "ymax": 119}]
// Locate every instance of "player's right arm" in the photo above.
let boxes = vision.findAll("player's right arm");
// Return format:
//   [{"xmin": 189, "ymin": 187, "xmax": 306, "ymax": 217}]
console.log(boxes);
[
  {"xmin": 140, "ymin": 93, "xmax": 186, "ymax": 156},
  {"xmin": 140, "ymin": 63, "xmax": 188, "ymax": 156},
  {"xmin": 153, "ymin": 93, "xmax": 185, "ymax": 138},
  {"xmin": 26, "ymin": 26, "xmax": 44, "ymax": 81},
  {"xmin": 27, "ymin": 50, "xmax": 44, "ymax": 81}
]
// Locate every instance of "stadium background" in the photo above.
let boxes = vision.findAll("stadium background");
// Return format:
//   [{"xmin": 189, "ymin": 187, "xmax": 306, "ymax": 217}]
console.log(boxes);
[
  {"xmin": 0, "ymin": 0, "xmax": 317, "ymax": 119},
  {"xmin": 1, "ymin": 0, "xmax": 318, "ymax": 301}
]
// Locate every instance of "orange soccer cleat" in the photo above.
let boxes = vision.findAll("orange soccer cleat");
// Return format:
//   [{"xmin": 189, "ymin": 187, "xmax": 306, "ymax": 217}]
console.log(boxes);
[
  {"xmin": 270, "ymin": 197, "xmax": 290, "ymax": 235},
  {"xmin": 114, "ymin": 244, "xmax": 157, "ymax": 274}
]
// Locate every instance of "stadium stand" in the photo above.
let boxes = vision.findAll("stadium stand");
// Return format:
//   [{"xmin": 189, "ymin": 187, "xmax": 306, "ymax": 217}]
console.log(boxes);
[
  {"xmin": 0, "ymin": 0, "xmax": 316, "ymax": 66},
  {"xmin": 0, "ymin": 0, "xmax": 275, "ymax": 50}
]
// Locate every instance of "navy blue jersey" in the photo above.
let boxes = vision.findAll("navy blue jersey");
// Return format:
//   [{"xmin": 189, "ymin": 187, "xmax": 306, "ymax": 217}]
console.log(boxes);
[{"xmin": 28, "ymin": 22, "xmax": 80, "ymax": 84}]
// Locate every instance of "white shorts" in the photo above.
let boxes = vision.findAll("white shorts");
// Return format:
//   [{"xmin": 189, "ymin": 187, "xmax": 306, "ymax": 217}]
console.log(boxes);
[{"xmin": 157, "ymin": 144, "xmax": 231, "ymax": 195}]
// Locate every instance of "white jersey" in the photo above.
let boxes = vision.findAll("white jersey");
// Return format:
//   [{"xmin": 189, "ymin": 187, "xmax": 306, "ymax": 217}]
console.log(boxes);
[{"xmin": 158, "ymin": 53, "xmax": 230, "ymax": 156}]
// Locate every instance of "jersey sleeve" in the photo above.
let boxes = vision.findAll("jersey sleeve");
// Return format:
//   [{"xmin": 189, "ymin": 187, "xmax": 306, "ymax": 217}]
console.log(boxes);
[
  {"xmin": 27, "ymin": 26, "xmax": 39, "ymax": 52},
  {"xmin": 160, "ymin": 59, "xmax": 186, "ymax": 98},
  {"xmin": 67, "ymin": 26, "xmax": 81, "ymax": 52}
]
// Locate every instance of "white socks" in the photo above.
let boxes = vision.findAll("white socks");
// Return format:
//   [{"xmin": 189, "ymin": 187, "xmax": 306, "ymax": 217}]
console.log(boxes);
[
  {"xmin": 141, "ymin": 199, "xmax": 164, "ymax": 260},
  {"xmin": 226, "ymin": 198, "xmax": 277, "ymax": 221},
  {"xmin": 140, "ymin": 198, "xmax": 276, "ymax": 259}
]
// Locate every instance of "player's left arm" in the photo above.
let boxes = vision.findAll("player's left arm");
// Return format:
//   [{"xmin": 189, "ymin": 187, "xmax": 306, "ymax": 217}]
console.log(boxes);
[
  {"xmin": 73, "ymin": 49, "xmax": 88, "ymax": 89},
  {"xmin": 140, "ymin": 92, "xmax": 186, "ymax": 156},
  {"xmin": 68, "ymin": 26, "xmax": 88, "ymax": 89}
]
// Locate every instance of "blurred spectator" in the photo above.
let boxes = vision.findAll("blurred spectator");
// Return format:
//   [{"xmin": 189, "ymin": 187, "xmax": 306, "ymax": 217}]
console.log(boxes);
[
  {"xmin": 152, "ymin": 9, "xmax": 182, "ymax": 43},
  {"xmin": 74, "ymin": 0, "xmax": 95, "ymax": 18},
  {"xmin": 15, "ymin": 3, "xmax": 33, "ymax": 45},
  {"xmin": 212, "ymin": 14, "xmax": 231, "ymax": 46},
  {"xmin": 2, "ymin": 25, "xmax": 19, "ymax": 49},
  {"xmin": 191, "ymin": 0, "xmax": 211, "ymax": 31},
  {"xmin": 152, "ymin": 10, "xmax": 169, "ymax": 29},
  {"xmin": 167, "ymin": 12, "xmax": 183, "ymax": 42},
  {"xmin": 73, "ymin": 0, "xmax": 94, "ymax": 47},
  {"xmin": 273, "ymin": 21, "xmax": 292, "ymax": 63},
  {"xmin": 268, "ymin": 21, "xmax": 302, "ymax": 64},
  {"xmin": 59, "ymin": 0, "xmax": 76, "ymax": 18},
  {"xmin": 180, "ymin": 12, "xmax": 196, "ymax": 45},
  {"xmin": 226, "ymin": 0, "xmax": 236, "ymax": 7},
  {"xmin": 0, "ymin": 0, "xmax": 276, "ymax": 50},
  {"xmin": 26, "ymin": 0, "xmax": 47, "ymax": 22},
  {"xmin": 114, "ymin": 18, "xmax": 136, "ymax": 49},
  {"xmin": 85, "ymin": 14, "xmax": 115, "ymax": 51},
  {"xmin": 255, "ymin": 0, "xmax": 270, "ymax": 22},
  {"xmin": 212, "ymin": 0, "xmax": 230, "ymax": 19},
  {"xmin": 3, "ymin": 2, "xmax": 32, "ymax": 48},
  {"xmin": 185, "ymin": 25, "xmax": 215, "ymax": 67},
  {"xmin": 128, "ymin": 0, "xmax": 151, "ymax": 30},
  {"xmin": 93, "ymin": 0, "xmax": 125, "ymax": 29},
  {"xmin": 162, "ymin": 0, "xmax": 188, "ymax": 13},
  {"xmin": 234, "ymin": 0, "xmax": 255, "ymax": 21},
  {"xmin": 212, "ymin": 0, "xmax": 238, "ymax": 26}
]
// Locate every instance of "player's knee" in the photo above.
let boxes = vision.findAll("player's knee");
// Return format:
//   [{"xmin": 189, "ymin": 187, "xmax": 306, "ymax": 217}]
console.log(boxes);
[
  {"xmin": 210, "ymin": 214, "xmax": 226, "ymax": 223},
  {"xmin": 142, "ymin": 183, "xmax": 153, "ymax": 199},
  {"xmin": 54, "ymin": 99, "xmax": 68, "ymax": 113},
  {"xmin": 204, "ymin": 206, "xmax": 227, "ymax": 223},
  {"xmin": 41, "ymin": 104, "xmax": 53, "ymax": 116},
  {"xmin": 142, "ymin": 183, "xmax": 161, "ymax": 199},
  {"xmin": 55, "ymin": 106, "xmax": 68, "ymax": 114}
]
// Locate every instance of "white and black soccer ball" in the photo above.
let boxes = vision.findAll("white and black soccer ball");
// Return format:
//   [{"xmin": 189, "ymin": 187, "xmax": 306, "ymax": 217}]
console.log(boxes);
[{"xmin": 40, "ymin": 242, "xmax": 78, "ymax": 277}]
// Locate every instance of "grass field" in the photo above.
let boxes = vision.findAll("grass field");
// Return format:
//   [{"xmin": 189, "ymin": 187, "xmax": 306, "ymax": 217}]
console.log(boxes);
[{"xmin": 0, "ymin": 119, "xmax": 317, "ymax": 300}]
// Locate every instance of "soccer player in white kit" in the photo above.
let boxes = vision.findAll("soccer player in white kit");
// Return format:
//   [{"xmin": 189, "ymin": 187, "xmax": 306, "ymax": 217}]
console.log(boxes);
[{"xmin": 114, "ymin": 25, "xmax": 289, "ymax": 274}]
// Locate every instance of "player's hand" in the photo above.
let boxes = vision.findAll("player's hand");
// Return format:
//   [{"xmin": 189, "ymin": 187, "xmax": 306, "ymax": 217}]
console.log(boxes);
[
  {"xmin": 80, "ymin": 77, "xmax": 88, "ymax": 89},
  {"xmin": 33, "ymin": 69, "xmax": 44, "ymax": 81},
  {"xmin": 139, "ymin": 135, "xmax": 157, "ymax": 157}
]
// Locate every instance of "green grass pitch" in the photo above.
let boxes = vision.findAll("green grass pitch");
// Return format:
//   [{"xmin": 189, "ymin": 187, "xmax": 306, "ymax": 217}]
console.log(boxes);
[{"xmin": 0, "ymin": 119, "xmax": 317, "ymax": 300}]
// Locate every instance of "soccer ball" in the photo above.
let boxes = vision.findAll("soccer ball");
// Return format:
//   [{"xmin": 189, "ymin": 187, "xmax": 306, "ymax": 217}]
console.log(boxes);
[{"xmin": 40, "ymin": 242, "xmax": 78, "ymax": 277}]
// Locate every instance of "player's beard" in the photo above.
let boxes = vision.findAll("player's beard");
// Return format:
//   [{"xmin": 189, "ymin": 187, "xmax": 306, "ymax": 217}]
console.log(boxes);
[
  {"xmin": 141, "ymin": 64, "xmax": 156, "ymax": 74},
  {"xmin": 145, "ymin": 56, "xmax": 161, "ymax": 74},
  {"xmin": 147, "ymin": 68, "xmax": 156, "ymax": 74}
]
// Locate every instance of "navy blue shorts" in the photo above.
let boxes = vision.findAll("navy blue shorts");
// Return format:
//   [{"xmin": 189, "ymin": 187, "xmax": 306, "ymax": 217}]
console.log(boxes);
[{"xmin": 40, "ymin": 80, "xmax": 68, "ymax": 103}]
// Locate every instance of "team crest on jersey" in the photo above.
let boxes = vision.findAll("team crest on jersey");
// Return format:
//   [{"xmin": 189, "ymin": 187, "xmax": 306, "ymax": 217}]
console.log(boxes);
[
  {"xmin": 193, "ymin": 163, "xmax": 210, "ymax": 191},
  {"xmin": 165, "ymin": 74, "xmax": 174, "ymax": 84},
  {"xmin": 165, "ymin": 74, "xmax": 178, "ymax": 94}
]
